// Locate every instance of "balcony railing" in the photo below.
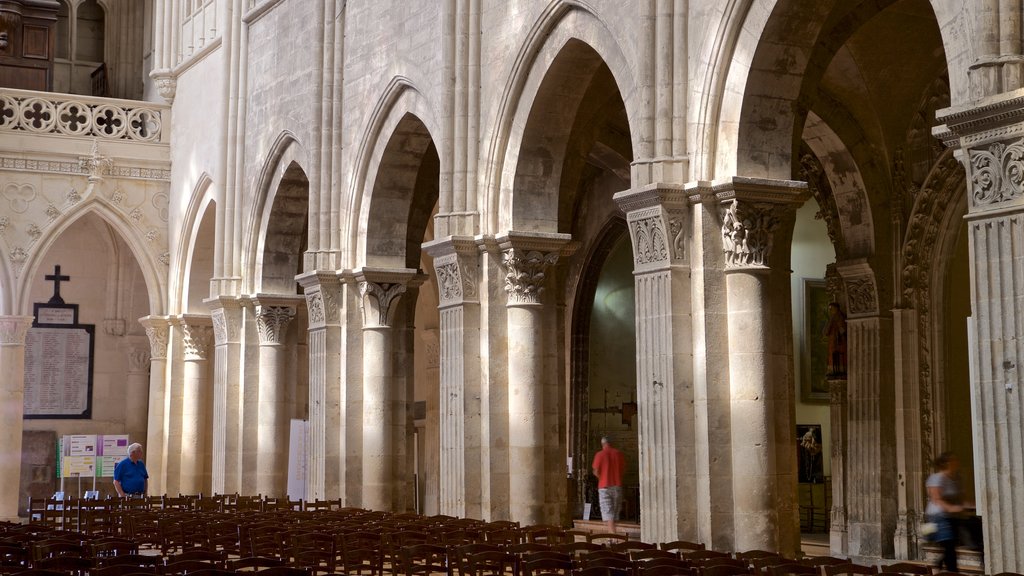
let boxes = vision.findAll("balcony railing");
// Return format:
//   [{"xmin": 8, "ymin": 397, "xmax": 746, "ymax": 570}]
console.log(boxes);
[{"xmin": 0, "ymin": 88, "xmax": 169, "ymax": 144}]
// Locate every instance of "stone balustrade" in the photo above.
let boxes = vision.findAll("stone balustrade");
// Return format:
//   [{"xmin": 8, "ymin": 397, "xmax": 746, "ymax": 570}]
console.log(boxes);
[{"xmin": 0, "ymin": 88, "xmax": 169, "ymax": 144}]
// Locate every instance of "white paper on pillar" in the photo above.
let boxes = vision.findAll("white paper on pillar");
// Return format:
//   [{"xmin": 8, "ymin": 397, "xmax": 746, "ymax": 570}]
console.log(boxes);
[{"xmin": 287, "ymin": 419, "xmax": 309, "ymax": 501}]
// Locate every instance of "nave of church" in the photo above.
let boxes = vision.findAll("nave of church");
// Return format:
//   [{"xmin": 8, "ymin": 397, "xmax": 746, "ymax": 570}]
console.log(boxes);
[{"xmin": 1, "ymin": 0, "xmax": 1023, "ymax": 572}]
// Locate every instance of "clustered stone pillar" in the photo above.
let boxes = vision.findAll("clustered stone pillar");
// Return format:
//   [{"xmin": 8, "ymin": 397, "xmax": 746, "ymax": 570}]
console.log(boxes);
[
  {"xmin": 357, "ymin": 269, "xmax": 419, "ymax": 511},
  {"xmin": 716, "ymin": 178, "xmax": 805, "ymax": 554},
  {"xmin": 937, "ymin": 94, "xmax": 1024, "ymax": 572},
  {"xmin": 300, "ymin": 272, "xmax": 343, "ymax": 501},
  {"xmin": 177, "ymin": 315, "xmax": 212, "ymax": 495},
  {"xmin": 499, "ymin": 232, "xmax": 570, "ymax": 526},
  {"xmin": 252, "ymin": 296, "xmax": 301, "ymax": 497},
  {"xmin": 208, "ymin": 299, "xmax": 243, "ymax": 495},
  {"xmin": 139, "ymin": 316, "xmax": 170, "ymax": 496},
  {"xmin": 837, "ymin": 259, "xmax": 895, "ymax": 559},
  {"xmin": 424, "ymin": 237, "xmax": 482, "ymax": 518},
  {"xmin": 0, "ymin": 316, "xmax": 33, "ymax": 521},
  {"xmin": 612, "ymin": 185, "xmax": 696, "ymax": 545}
]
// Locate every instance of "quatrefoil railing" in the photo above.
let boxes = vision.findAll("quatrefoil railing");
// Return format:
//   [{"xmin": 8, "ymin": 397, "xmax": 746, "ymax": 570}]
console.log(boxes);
[{"xmin": 0, "ymin": 88, "xmax": 169, "ymax": 143}]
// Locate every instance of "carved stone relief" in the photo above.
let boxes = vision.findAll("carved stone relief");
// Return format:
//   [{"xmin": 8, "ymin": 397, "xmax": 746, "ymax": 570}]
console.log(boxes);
[
  {"xmin": 255, "ymin": 306, "xmax": 296, "ymax": 345},
  {"xmin": 359, "ymin": 281, "xmax": 406, "ymax": 327},
  {"xmin": 720, "ymin": 199, "xmax": 782, "ymax": 269},
  {"xmin": 968, "ymin": 137, "xmax": 1024, "ymax": 207},
  {"xmin": 501, "ymin": 247, "xmax": 559, "ymax": 305},
  {"xmin": 180, "ymin": 322, "xmax": 212, "ymax": 361},
  {"xmin": 844, "ymin": 276, "xmax": 878, "ymax": 316}
]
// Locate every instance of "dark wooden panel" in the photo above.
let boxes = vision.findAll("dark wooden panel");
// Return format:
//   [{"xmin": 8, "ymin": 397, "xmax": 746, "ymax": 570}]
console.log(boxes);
[
  {"xmin": 23, "ymin": 23, "xmax": 49, "ymax": 59},
  {"xmin": 0, "ymin": 62, "xmax": 46, "ymax": 90}
]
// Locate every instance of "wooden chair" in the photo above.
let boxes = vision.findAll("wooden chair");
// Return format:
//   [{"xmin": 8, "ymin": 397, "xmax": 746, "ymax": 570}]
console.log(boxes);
[
  {"xmin": 702, "ymin": 565, "xmax": 754, "ymax": 576},
  {"xmin": 255, "ymin": 568, "xmax": 312, "ymax": 576},
  {"xmin": 228, "ymin": 557, "xmax": 285, "ymax": 572},
  {"xmin": 339, "ymin": 530, "xmax": 383, "ymax": 576},
  {"xmin": 464, "ymin": 550, "xmax": 517, "ymax": 576},
  {"xmin": 520, "ymin": 555, "xmax": 572, "ymax": 576},
  {"xmin": 30, "ymin": 540, "xmax": 86, "ymax": 563},
  {"xmin": 164, "ymin": 560, "xmax": 225, "ymax": 576},
  {"xmin": 206, "ymin": 521, "xmax": 240, "ymax": 556},
  {"xmin": 33, "ymin": 556, "xmax": 93, "ymax": 576},
  {"xmin": 92, "ymin": 565, "xmax": 159, "ymax": 576},
  {"xmin": 95, "ymin": 555, "xmax": 161, "ymax": 569},
  {"xmin": 184, "ymin": 569, "xmax": 237, "ymax": 576},
  {"xmin": 398, "ymin": 544, "xmax": 449, "ymax": 576},
  {"xmin": 289, "ymin": 531, "xmax": 339, "ymax": 575},
  {"xmin": 877, "ymin": 563, "xmax": 930, "ymax": 576},
  {"xmin": 798, "ymin": 558, "xmax": 847, "ymax": 568},
  {"xmin": 735, "ymin": 551, "xmax": 778, "ymax": 562},
  {"xmin": 587, "ymin": 534, "xmax": 628, "ymax": 547},
  {"xmin": 636, "ymin": 564, "xmax": 695, "ymax": 576},
  {"xmin": 555, "ymin": 542, "xmax": 602, "ymax": 559},
  {"xmin": 454, "ymin": 544, "xmax": 504, "ymax": 576},
  {"xmin": 165, "ymin": 549, "xmax": 227, "ymax": 568},
  {"xmin": 611, "ymin": 542, "xmax": 655, "ymax": 554},
  {"xmin": 766, "ymin": 563, "xmax": 819, "ymax": 576},
  {"xmin": 823, "ymin": 564, "xmax": 876, "ymax": 576},
  {"xmin": 750, "ymin": 557, "xmax": 793, "ymax": 572},
  {"xmin": 658, "ymin": 542, "xmax": 704, "ymax": 555},
  {"xmin": 629, "ymin": 551, "xmax": 679, "ymax": 564},
  {"xmin": 89, "ymin": 537, "xmax": 139, "ymax": 558}
]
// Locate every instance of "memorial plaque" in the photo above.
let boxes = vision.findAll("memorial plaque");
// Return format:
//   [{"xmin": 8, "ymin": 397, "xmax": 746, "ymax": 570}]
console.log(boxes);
[{"xmin": 24, "ymin": 266, "xmax": 95, "ymax": 419}]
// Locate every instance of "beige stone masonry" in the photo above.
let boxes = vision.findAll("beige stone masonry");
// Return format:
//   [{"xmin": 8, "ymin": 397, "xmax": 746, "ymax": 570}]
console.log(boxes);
[
  {"xmin": 613, "ymin": 184, "xmax": 696, "ymax": 545},
  {"xmin": 936, "ymin": 89, "xmax": 1024, "ymax": 573}
]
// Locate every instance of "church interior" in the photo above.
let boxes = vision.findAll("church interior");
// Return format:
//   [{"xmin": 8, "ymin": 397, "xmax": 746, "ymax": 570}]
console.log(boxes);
[{"xmin": 1, "ymin": 0, "xmax": 1022, "ymax": 573}]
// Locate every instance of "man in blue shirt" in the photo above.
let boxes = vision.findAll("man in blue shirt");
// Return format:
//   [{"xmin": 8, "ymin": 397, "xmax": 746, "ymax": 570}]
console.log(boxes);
[{"xmin": 113, "ymin": 443, "xmax": 149, "ymax": 497}]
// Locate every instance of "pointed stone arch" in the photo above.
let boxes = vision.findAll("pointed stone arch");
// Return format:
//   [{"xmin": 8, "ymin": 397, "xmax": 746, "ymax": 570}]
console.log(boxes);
[
  {"xmin": 348, "ymin": 78, "xmax": 441, "ymax": 267},
  {"xmin": 482, "ymin": 1, "xmax": 639, "ymax": 233},
  {"xmin": 245, "ymin": 131, "xmax": 311, "ymax": 293},
  {"xmin": 16, "ymin": 198, "xmax": 165, "ymax": 316},
  {"xmin": 170, "ymin": 173, "xmax": 215, "ymax": 314}
]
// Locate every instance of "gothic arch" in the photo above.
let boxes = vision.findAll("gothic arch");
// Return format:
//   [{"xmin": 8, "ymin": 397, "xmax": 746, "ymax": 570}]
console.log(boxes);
[
  {"xmin": 15, "ymin": 198, "xmax": 165, "ymax": 316},
  {"xmin": 347, "ymin": 78, "xmax": 441, "ymax": 267},
  {"xmin": 170, "ymin": 173, "xmax": 214, "ymax": 314},
  {"xmin": 245, "ymin": 132, "xmax": 311, "ymax": 294},
  {"xmin": 802, "ymin": 112, "xmax": 876, "ymax": 258},
  {"xmin": 482, "ymin": 1, "xmax": 639, "ymax": 233}
]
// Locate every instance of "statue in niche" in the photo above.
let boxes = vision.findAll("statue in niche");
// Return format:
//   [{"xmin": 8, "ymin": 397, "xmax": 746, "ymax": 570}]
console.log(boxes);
[{"xmin": 823, "ymin": 302, "xmax": 847, "ymax": 378}]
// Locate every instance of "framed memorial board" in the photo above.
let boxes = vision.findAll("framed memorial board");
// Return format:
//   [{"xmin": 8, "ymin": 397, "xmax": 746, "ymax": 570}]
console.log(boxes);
[{"xmin": 24, "ymin": 276, "xmax": 95, "ymax": 419}]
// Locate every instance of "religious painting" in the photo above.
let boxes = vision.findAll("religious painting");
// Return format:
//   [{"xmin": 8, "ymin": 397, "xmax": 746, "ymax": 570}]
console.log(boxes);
[
  {"xmin": 797, "ymin": 424, "xmax": 825, "ymax": 483},
  {"xmin": 801, "ymin": 278, "xmax": 831, "ymax": 403}
]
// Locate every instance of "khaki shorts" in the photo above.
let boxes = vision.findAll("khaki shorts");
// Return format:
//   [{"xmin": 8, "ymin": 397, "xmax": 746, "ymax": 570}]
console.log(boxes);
[{"xmin": 598, "ymin": 486, "xmax": 622, "ymax": 521}]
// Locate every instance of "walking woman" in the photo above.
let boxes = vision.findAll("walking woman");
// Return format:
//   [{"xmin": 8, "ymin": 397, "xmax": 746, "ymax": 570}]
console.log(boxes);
[{"xmin": 926, "ymin": 452, "xmax": 963, "ymax": 573}]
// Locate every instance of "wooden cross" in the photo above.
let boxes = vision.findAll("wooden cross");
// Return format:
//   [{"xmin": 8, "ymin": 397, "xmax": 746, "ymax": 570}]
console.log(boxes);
[{"xmin": 45, "ymin": 265, "xmax": 70, "ymax": 304}]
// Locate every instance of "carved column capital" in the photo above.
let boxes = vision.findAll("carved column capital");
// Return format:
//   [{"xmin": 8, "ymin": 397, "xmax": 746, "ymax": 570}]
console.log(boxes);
[
  {"xmin": 178, "ymin": 315, "xmax": 213, "ymax": 361},
  {"xmin": 298, "ymin": 271, "xmax": 343, "ymax": 329},
  {"xmin": 150, "ymin": 68, "xmax": 177, "ymax": 103},
  {"xmin": 0, "ymin": 316, "xmax": 33, "ymax": 346},
  {"xmin": 355, "ymin": 268, "xmax": 423, "ymax": 328},
  {"xmin": 423, "ymin": 236, "xmax": 480, "ymax": 308},
  {"xmin": 713, "ymin": 177, "xmax": 807, "ymax": 271},
  {"xmin": 613, "ymin": 184, "xmax": 689, "ymax": 270},
  {"xmin": 836, "ymin": 258, "xmax": 879, "ymax": 317},
  {"xmin": 495, "ymin": 232, "xmax": 575, "ymax": 307},
  {"xmin": 936, "ymin": 91, "xmax": 1024, "ymax": 214},
  {"xmin": 249, "ymin": 294, "xmax": 303, "ymax": 345},
  {"xmin": 206, "ymin": 297, "xmax": 242, "ymax": 345},
  {"xmin": 138, "ymin": 315, "xmax": 171, "ymax": 360}
]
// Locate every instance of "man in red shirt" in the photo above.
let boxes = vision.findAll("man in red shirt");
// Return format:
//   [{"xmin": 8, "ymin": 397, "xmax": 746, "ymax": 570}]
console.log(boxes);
[{"xmin": 592, "ymin": 436, "xmax": 625, "ymax": 533}]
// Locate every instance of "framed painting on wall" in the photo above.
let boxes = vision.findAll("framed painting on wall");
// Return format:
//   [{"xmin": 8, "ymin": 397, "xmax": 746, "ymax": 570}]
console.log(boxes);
[{"xmin": 801, "ymin": 278, "xmax": 830, "ymax": 403}]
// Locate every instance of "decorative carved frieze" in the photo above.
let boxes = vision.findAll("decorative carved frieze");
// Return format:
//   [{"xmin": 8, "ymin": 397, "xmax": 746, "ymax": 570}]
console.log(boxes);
[
  {"xmin": 299, "ymin": 273, "xmax": 342, "ymax": 329},
  {"xmin": 614, "ymin": 184, "xmax": 688, "ymax": 268},
  {"xmin": 501, "ymin": 248, "xmax": 559, "ymax": 306},
  {"xmin": 968, "ymin": 138, "xmax": 1024, "ymax": 207},
  {"xmin": 0, "ymin": 316, "xmax": 32, "ymax": 345},
  {"xmin": 179, "ymin": 320, "xmax": 213, "ymax": 361},
  {"xmin": 255, "ymin": 305, "xmax": 296, "ymax": 345},
  {"xmin": 140, "ymin": 317, "xmax": 170, "ymax": 360},
  {"xmin": 424, "ymin": 237, "xmax": 480, "ymax": 307},
  {"xmin": 719, "ymin": 199, "xmax": 783, "ymax": 269}
]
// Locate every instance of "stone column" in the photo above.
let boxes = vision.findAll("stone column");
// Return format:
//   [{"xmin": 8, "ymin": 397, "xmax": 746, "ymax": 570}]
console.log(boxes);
[
  {"xmin": 716, "ymin": 178, "xmax": 806, "ymax": 554},
  {"xmin": 356, "ymin": 268, "xmax": 420, "ymax": 511},
  {"xmin": 251, "ymin": 295, "xmax": 302, "ymax": 498},
  {"xmin": 498, "ymin": 232, "xmax": 571, "ymax": 526},
  {"xmin": 612, "ymin": 185, "xmax": 696, "ymax": 544},
  {"xmin": 828, "ymin": 378, "xmax": 849, "ymax": 554},
  {"xmin": 177, "ymin": 315, "xmax": 212, "ymax": 495},
  {"xmin": 299, "ymin": 272, "xmax": 343, "ymax": 501},
  {"xmin": 423, "ymin": 236, "xmax": 482, "ymax": 518},
  {"xmin": 139, "ymin": 316, "xmax": 170, "ymax": 496},
  {"xmin": 836, "ymin": 260, "xmax": 895, "ymax": 559},
  {"xmin": 937, "ymin": 94, "xmax": 1024, "ymax": 573},
  {"xmin": 126, "ymin": 344, "xmax": 151, "ymax": 444},
  {"xmin": 207, "ymin": 299, "xmax": 242, "ymax": 494},
  {"xmin": 0, "ymin": 316, "xmax": 32, "ymax": 521}
]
